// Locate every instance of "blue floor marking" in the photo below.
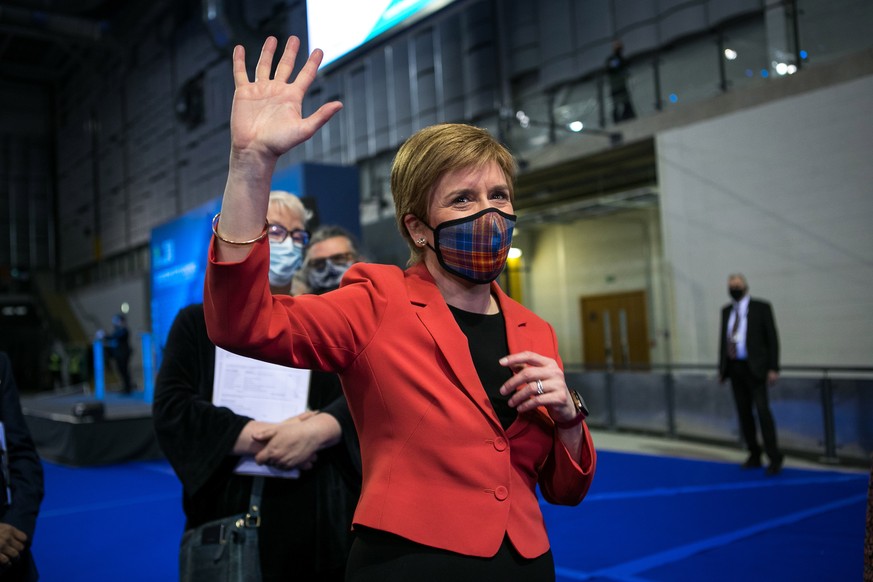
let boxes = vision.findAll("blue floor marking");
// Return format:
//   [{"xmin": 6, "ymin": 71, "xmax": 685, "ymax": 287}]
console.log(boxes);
[
  {"xmin": 137, "ymin": 461, "xmax": 178, "ymax": 476},
  {"xmin": 39, "ymin": 492, "xmax": 181, "ymax": 519},
  {"xmin": 554, "ymin": 493, "xmax": 866, "ymax": 581},
  {"xmin": 545, "ymin": 473, "xmax": 866, "ymax": 505}
]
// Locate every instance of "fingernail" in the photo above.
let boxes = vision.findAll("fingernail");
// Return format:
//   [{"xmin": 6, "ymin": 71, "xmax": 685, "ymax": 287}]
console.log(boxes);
[{"xmin": 499, "ymin": 357, "xmax": 508, "ymax": 365}]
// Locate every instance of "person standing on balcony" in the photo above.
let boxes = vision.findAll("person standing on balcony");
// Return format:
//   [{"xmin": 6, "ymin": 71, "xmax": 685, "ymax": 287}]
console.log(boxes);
[
  {"xmin": 105, "ymin": 313, "xmax": 133, "ymax": 394},
  {"xmin": 606, "ymin": 39, "xmax": 636, "ymax": 123},
  {"xmin": 718, "ymin": 273, "xmax": 784, "ymax": 475}
]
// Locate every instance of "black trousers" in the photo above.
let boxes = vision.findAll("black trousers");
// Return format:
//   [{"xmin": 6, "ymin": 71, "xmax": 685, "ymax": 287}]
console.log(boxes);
[
  {"xmin": 611, "ymin": 89, "xmax": 636, "ymax": 123},
  {"xmin": 112, "ymin": 353, "xmax": 133, "ymax": 393},
  {"xmin": 345, "ymin": 528, "xmax": 555, "ymax": 582},
  {"xmin": 727, "ymin": 360, "xmax": 781, "ymax": 461}
]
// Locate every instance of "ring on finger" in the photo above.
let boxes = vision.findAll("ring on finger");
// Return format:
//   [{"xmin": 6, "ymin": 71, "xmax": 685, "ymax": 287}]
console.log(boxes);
[{"xmin": 535, "ymin": 379, "xmax": 544, "ymax": 395}]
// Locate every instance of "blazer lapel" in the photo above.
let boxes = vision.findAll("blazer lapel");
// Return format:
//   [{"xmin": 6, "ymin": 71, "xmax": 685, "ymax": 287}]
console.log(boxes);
[
  {"xmin": 405, "ymin": 264, "xmax": 502, "ymax": 427},
  {"xmin": 493, "ymin": 283, "xmax": 555, "ymax": 431},
  {"xmin": 493, "ymin": 282, "xmax": 530, "ymax": 355}
]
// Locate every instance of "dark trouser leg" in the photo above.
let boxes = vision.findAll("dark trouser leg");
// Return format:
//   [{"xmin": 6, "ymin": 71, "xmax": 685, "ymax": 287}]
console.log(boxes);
[
  {"xmin": 750, "ymin": 377, "xmax": 781, "ymax": 461},
  {"xmin": 729, "ymin": 362, "xmax": 761, "ymax": 457},
  {"xmin": 612, "ymin": 90, "xmax": 623, "ymax": 123},
  {"xmin": 619, "ymin": 99, "xmax": 635, "ymax": 121},
  {"xmin": 611, "ymin": 90, "xmax": 635, "ymax": 123},
  {"xmin": 115, "ymin": 356, "xmax": 132, "ymax": 393}
]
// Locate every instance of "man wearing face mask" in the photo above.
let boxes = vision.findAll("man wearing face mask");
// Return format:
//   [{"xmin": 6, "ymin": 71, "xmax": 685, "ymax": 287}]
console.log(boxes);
[
  {"xmin": 154, "ymin": 190, "xmax": 361, "ymax": 581},
  {"xmin": 718, "ymin": 273, "xmax": 783, "ymax": 476},
  {"xmin": 301, "ymin": 226, "xmax": 362, "ymax": 295}
]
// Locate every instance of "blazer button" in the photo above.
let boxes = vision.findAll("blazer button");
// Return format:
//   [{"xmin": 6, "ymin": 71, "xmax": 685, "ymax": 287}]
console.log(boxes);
[
  {"xmin": 494, "ymin": 486, "xmax": 508, "ymax": 501},
  {"xmin": 493, "ymin": 437, "xmax": 507, "ymax": 451}
]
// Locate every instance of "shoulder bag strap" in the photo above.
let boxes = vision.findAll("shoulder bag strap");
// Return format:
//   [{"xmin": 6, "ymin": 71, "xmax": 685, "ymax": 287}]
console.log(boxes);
[{"xmin": 244, "ymin": 476, "xmax": 265, "ymax": 528}]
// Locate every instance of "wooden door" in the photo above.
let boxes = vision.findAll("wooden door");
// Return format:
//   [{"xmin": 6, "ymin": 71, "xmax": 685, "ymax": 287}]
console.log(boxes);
[{"xmin": 581, "ymin": 291, "xmax": 650, "ymax": 369}]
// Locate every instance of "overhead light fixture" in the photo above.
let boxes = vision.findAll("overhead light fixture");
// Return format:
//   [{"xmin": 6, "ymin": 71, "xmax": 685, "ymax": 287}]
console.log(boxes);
[{"xmin": 774, "ymin": 62, "xmax": 797, "ymax": 75}]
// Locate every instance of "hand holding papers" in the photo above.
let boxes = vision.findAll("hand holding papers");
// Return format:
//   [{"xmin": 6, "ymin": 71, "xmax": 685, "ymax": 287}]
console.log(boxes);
[{"xmin": 213, "ymin": 347, "xmax": 310, "ymax": 478}]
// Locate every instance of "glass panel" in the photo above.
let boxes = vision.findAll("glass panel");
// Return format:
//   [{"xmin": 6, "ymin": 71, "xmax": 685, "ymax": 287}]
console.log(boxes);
[
  {"xmin": 552, "ymin": 78, "xmax": 603, "ymax": 141},
  {"xmin": 623, "ymin": 58, "xmax": 659, "ymax": 120},
  {"xmin": 831, "ymin": 378, "xmax": 873, "ymax": 462},
  {"xmin": 572, "ymin": 368, "xmax": 870, "ymax": 464},
  {"xmin": 658, "ymin": 35, "xmax": 722, "ymax": 111},
  {"xmin": 722, "ymin": 18, "xmax": 770, "ymax": 91},
  {"xmin": 769, "ymin": 377, "xmax": 825, "ymax": 457},
  {"xmin": 566, "ymin": 370, "xmax": 609, "ymax": 427},
  {"xmin": 506, "ymin": 91, "xmax": 552, "ymax": 160},
  {"xmin": 797, "ymin": 0, "xmax": 873, "ymax": 66},
  {"xmin": 672, "ymin": 372, "xmax": 739, "ymax": 443},
  {"xmin": 611, "ymin": 371, "xmax": 669, "ymax": 433}
]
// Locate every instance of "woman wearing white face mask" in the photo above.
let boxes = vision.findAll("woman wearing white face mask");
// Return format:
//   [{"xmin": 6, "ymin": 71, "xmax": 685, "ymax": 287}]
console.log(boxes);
[
  {"xmin": 266, "ymin": 191, "xmax": 311, "ymax": 293},
  {"xmin": 156, "ymin": 188, "xmax": 362, "ymax": 581},
  {"xmin": 205, "ymin": 36, "xmax": 595, "ymax": 581}
]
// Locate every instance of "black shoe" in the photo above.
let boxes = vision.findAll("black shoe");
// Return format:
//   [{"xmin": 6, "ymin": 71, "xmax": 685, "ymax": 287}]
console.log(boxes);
[
  {"xmin": 765, "ymin": 455, "xmax": 784, "ymax": 476},
  {"xmin": 742, "ymin": 455, "xmax": 762, "ymax": 469}
]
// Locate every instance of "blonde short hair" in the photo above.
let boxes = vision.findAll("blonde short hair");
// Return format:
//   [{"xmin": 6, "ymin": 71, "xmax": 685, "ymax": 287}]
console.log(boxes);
[
  {"xmin": 390, "ymin": 124, "xmax": 517, "ymax": 265},
  {"xmin": 268, "ymin": 190, "xmax": 313, "ymax": 226}
]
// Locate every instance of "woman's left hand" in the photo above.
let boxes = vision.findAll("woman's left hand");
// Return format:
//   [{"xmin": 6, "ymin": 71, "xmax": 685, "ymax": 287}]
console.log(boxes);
[
  {"xmin": 498, "ymin": 351, "xmax": 577, "ymax": 423},
  {"xmin": 251, "ymin": 412, "xmax": 320, "ymax": 470}
]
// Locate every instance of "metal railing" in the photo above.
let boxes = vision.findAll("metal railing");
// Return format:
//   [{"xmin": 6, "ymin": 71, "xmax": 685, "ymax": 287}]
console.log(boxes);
[
  {"xmin": 507, "ymin": 0, "xmax": 873, "ymax": 158},
  {"xmin": 565, "ymin": 363, "xmax": 873, "ymax": 467}
]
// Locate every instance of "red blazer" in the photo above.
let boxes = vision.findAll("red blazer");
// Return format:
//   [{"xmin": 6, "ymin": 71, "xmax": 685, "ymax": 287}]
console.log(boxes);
[{"xmin": 205, "ymin": 238, "xmax": 596, "ymax": 558}]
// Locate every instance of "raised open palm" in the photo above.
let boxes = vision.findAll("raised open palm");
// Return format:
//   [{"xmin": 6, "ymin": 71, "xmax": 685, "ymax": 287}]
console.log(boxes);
[{"xmin": 230, "ymin": 36, "xmax": 343, "ymax": 159}]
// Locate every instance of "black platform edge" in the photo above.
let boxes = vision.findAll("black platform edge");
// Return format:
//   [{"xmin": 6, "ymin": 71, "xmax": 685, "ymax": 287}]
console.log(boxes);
[{"xmin": 21, "ymin": 390, "xmax": 164, "ymax": 467}]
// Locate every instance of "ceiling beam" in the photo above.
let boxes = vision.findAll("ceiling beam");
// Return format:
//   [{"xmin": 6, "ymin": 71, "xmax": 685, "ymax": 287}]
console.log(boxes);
[{"xmin": 514, "ymin": 138, "xmax": 657, "ymax": 213}]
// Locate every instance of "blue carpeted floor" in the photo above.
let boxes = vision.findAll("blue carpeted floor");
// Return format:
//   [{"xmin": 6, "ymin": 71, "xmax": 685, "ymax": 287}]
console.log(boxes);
[
  {"xmin": 546, "ymin": 452, "xmax": 867, "ymax": 581},
  {"xmin": 34, "ymin": 460, "xmax": 183, "ymax": 582},
  {"xmin": 32, "ymin": 451, "xmax": 868, "ymax": 581}
]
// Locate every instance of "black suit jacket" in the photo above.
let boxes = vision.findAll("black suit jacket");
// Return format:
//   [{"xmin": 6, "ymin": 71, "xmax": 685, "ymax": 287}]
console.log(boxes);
[
  {"xmin": 0, "ymin": 352, "xmax": 44, "ymax": 582},
  {"xmin": 719, "ymin": 298, "xmax": 780, "ymax": 381}
]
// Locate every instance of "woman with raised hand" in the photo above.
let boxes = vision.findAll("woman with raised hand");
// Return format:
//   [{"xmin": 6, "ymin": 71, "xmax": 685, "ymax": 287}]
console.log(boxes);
[{"xmin": 205, "ymin": 35, "xmax": 596, "ymax": 581}]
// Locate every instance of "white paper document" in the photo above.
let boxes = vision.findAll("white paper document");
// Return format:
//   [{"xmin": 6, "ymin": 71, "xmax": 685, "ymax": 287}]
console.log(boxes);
[{"xmin": 213, "ymin": 347, "xmax": 311, "ymax": 478}]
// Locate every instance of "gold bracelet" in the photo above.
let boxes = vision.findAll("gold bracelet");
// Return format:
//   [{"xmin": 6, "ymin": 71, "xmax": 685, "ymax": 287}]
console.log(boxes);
[{"xmin": 211, "ymin": 212, "xmax": 269, "ymax": 245}]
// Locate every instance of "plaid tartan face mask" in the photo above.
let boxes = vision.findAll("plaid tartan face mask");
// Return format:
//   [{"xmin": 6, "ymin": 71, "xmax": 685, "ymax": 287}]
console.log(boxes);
[{"xmin": 426, "ymin": 207, "xmax": 517, "ymax": 284}]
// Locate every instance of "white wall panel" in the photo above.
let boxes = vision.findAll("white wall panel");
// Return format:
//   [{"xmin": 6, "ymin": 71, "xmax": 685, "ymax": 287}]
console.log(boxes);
[{"xmin": 658, "ymin": 74, "xmax": 873, "ymax": 366}]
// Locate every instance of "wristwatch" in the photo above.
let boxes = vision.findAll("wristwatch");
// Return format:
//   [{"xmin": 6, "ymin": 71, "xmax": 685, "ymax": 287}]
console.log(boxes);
[{"xmin": 555, "ymin": 389, "xmax": 589, "ymax": 429}]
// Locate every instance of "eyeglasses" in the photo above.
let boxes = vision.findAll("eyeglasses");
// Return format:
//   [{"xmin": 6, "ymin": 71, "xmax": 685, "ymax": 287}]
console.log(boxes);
[
  {"xmin": 307, "ymin": 252, "xmax": 357, "ymax": 271},
  {"xmin": 268, "ymin": 224, "xmax": 310, "ymax": 247}
]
